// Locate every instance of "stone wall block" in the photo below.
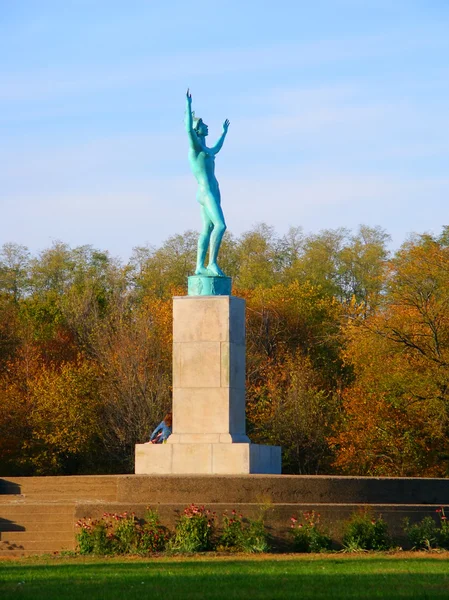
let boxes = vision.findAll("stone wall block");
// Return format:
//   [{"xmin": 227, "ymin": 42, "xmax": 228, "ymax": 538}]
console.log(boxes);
[
  {"xmin": 171, "ymin": 444, "xmax": 212, "ymax": 474},
  {"xmin": 172, "ymin": 342, "xmax": 182, "ymax": 388},
  {"xmin": 173, "ymin": 296, "xmax": 230, "ymax": 342},
  {"xmin": 229, "ymin": 297, "xmax": 245, "ymax": 345},
  {"xmin": 178, "ymin": 341, "xmax": 221, "ymax": 388},
  {"xmin": 212, "ymin": 444, "xmax": 250, "ymax": 474},
  {"xmin": 172, "ymin": 388, "xmax": 230, "ymax": 434},
  {"xmin": 229, "ymin": 388, "xmax": 246, "ymax": 434},
  {"xmin": 135, "ymin": 444, "xmax": 173, "ymax": 474}
]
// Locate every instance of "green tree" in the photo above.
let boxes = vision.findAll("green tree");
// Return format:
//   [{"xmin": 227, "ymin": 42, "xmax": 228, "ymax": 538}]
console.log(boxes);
[
  {"xmin": 130, "ymin": 231, "xmax": 197, "ymax": 297},
  {"xmin": 284, "ymin": 228, "xmax": 348, "ymax": 297},
  {"xmin": 338, "ymin": 225, "xmax": 390, "ymax": 312},
  {"xmin": 233, "ymin": 223, "xmax": 281, "ymax": 289},
  {"xmin": 0, "ymin": 242, "xmax": 31, "ymax": 301}
]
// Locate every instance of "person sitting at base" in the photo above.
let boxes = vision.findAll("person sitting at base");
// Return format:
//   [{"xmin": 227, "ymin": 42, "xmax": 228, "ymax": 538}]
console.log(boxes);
[{"xmin": 149, "ymin": 412, "xmax": 172, "ymax": 444}]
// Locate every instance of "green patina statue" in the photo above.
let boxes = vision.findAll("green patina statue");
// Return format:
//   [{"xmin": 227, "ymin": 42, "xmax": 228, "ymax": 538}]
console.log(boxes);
[{"xmin": 185, "ymin": 89, "xmax": 230, "ymax": 278}]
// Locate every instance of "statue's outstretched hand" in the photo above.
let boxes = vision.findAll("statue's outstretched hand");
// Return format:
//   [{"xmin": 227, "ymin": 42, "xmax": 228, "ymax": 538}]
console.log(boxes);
[
  {"xmin": 223, "ymin": 118, "xmax": 230, "ymax": 133},
  {"xmin": 186, "ymin": 88, "xmax": 192, "ymax": 104}
]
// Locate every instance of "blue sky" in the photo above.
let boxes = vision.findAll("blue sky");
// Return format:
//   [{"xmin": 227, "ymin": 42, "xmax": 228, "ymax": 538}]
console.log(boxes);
[{"xmin": 1, "ymin": 0, "xmax": 448, "ymax": 259}]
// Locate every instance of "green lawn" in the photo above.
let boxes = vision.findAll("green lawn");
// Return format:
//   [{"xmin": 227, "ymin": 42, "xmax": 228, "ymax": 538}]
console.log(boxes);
[{"xmin": 1, "ymin": 554, "xmax": 449, "ymax": 599}]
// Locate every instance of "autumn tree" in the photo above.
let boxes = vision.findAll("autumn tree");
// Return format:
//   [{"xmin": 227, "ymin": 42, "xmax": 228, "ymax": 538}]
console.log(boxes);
[
  {"xmin": 0, "ymin": 344, "xmax": 102, "ymax": 475},
  {"xmin": 0, "ymin": 223, "xmax": 404, "ymax": 476},
  {"xmin": 332, "ymin": 231, "xmax": 449, "ymax": 476},
  {"xmin": 248, "ymin": 352, "xmax": 339, "ymax": 474},
  {"xmin": 89, "ymin": 296, "xmax": 173, "ymax": 470},
  {"xmin": 242, "ymin": 281, "xmax": 345, "ymax": 472}
]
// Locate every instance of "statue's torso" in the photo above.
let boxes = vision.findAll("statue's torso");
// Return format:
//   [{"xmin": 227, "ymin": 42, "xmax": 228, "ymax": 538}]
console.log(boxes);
[{"xmin": 188, "ymin": 148, "xmax": 216, "ymax": 187}]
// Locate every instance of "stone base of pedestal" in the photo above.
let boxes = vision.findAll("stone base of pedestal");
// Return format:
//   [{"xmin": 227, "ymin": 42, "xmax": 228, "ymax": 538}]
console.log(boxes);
[{"xmin": 135, "ymin": 443, "xmax": 281, "ymax": 475}]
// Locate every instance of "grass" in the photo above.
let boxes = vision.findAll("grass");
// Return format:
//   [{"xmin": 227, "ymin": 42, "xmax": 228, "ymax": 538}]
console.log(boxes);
[{"xmin": 1, "ymin": 553, "xmax": 449, "ymax": 599}]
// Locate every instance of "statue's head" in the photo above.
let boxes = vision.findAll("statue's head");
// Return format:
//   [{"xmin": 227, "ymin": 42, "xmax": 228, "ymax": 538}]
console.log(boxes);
[{"xmin": 192, "ymin": 112, "xmax": 208, "ymax": 137}]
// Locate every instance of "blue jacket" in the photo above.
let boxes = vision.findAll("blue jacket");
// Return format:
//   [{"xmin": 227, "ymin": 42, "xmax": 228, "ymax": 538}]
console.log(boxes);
[{"xmin": 150, "ymin": 421, "xmax": 172, "ymax": 443}]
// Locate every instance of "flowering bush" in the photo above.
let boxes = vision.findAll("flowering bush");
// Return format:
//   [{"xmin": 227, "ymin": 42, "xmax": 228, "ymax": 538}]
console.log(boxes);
[
  {"xmin": 403, "ymin": 508, "xmax": 449, "ymax": 550},
  {"xmin": 76, "ymin": 521, "xmax": 95, "ymax": 555},
  {"xmin": 290, "ymin": 511, "xmax": 332, "ymax": 553},
  {"xmin": 76, "ymin": 516, "xmax": 112, "ymax": 555},
  {"xmin": 74, "ymin": 504, "xmax": 449, "ymax": 555},
  {"xmin": 342, "ymin": 510, "xmax": 391, "ymax": 551},
  {"xmin": 218, "ymin": 510, "xmax": 269, "ymax": 553},
  {"xmin": 403, "ymin": 516, "xmax": 438, "ymax": 550},
  {"xmin": 169, "ymin": 504, "xmax": 216, "ymax": 553},
  {"xmin": 112, "ymin": 512, "xmax": 140, "ymax": 554},
  {"xmin": 437, "ymin": 508, "xmax": 449, "ymax": 549},
  {"xmin": 139, "ymin": 508, "xmax": 170, "ymax": 553},
  {"xmin": 76, "ymin": 509, "xmax": 169, "ymax": 555}
]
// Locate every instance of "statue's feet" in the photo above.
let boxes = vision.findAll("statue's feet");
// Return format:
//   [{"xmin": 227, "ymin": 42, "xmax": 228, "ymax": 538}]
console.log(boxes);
[
  {"xmin": 207, "ymin": 262, "xmax": 225, "ymax": 277},
  {"xmin": 195, "ymin": 266, "xmax": 209, "ymax": 276}
]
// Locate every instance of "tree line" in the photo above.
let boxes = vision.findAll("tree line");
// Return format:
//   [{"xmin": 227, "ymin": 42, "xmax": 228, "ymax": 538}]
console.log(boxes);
[{"xmin": 1, "ymin": 223, "xmax": 448, "ymax": 477}]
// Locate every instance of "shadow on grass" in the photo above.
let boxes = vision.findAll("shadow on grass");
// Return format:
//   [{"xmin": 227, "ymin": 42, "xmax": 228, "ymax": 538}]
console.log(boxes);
[{"xmin": 1, "ymin": 558, "xmax": 449, "ymax": 599}]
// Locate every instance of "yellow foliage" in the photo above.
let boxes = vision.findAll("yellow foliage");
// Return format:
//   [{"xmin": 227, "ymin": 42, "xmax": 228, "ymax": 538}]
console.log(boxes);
[
  {"xmin": 26, "ymin": 359, "xmax": 100, "ymax": 469},
  {"xmin": 332, "ymin": 238, "xmax": 449, "ymax": 476}
]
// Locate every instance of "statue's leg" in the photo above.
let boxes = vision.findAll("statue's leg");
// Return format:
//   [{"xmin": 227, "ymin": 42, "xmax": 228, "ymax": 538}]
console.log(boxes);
[
  {"xmin": 195, "ymin": 205, "xmax": 213, "ymax": 275},
  {"xmin": 205, "ymin": 194, "xmax": 226, "ymax": 277}
]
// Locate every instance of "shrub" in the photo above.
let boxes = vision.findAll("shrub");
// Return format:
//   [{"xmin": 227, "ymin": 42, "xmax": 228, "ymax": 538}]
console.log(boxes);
[
  {"xmin": 218, "ymin": 510, "xmax": 269, "ymax": 553},
  {"xmin": 290, "ymin": 511, "xmax": 332, "ymax": 553},
  {"xmin": 76, "ymin": 516, "xmax": 112, "ymax": 555},
  {"xmin": 437, "ymin": 508, "xmax": 449, "ymax": 550},
  {"xmin": 403, "ymin": 508, "xmax": 449, "ymax": 551},
  {"xmin": 76, "ymin": 519, "xmax": 95, "ymax": 555},
  {"xmin": 139, "ymin": 508, "xmax": 170, "ymax": 553},
  {"xmin": 403, "ymin": 516, "xmax": 438, "ymax": 550},
  {"xmin": 113, "ymin": 512, "xmax": 139, "ymax": 554},
  {"xmin": 169, "ymin": 504, "xmax": 215, "ymax": 553},
  {"xmin": 76, "ymin": 508, "xmax": 169, "ymax": 555},
  {"xmin": 342, "ymin": 510, "xmax": 391, "ymax": 551}
]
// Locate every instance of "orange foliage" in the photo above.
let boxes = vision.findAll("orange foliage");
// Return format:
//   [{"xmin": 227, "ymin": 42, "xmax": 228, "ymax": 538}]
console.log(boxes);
[
  {"xmin": 239, "ymin": 282, "xmax": 342, "ymax": 472},
  {"xmin": 331, "ymin": 238, "xmax": 449, "ymax": 476},
  {"xmin": 0, "ymin": 344, "xmax": 101, "ymax": 474}
]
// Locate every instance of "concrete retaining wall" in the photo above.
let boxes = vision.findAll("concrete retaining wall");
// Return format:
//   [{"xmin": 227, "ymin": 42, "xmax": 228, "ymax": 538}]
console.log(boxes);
[{"xmin": 1, "ymin": 474, "xmax": 447, "ymax": 555}]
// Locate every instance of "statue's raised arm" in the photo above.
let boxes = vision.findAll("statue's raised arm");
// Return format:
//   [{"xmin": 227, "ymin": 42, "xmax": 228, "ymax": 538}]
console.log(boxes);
[
  {"xmin": 210, "ymin": 119, "xmax": 230, "ymax": 155},
  {"xmin": 185, "ymin": 89, "xmax": 196, "ymax": 140},
  {"xmin": 185, "ymin": 89, "xmax": 208, "ymax": 153},
  {"xmin": 185, "ymin": 89, "xmax": 230, "ymax": 278}
]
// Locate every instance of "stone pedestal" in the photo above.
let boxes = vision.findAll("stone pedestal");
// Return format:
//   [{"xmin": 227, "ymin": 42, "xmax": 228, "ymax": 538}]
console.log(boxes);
[{"xmin": 135, "ymin": 295, "xmax": 281, "ymax": 474}]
